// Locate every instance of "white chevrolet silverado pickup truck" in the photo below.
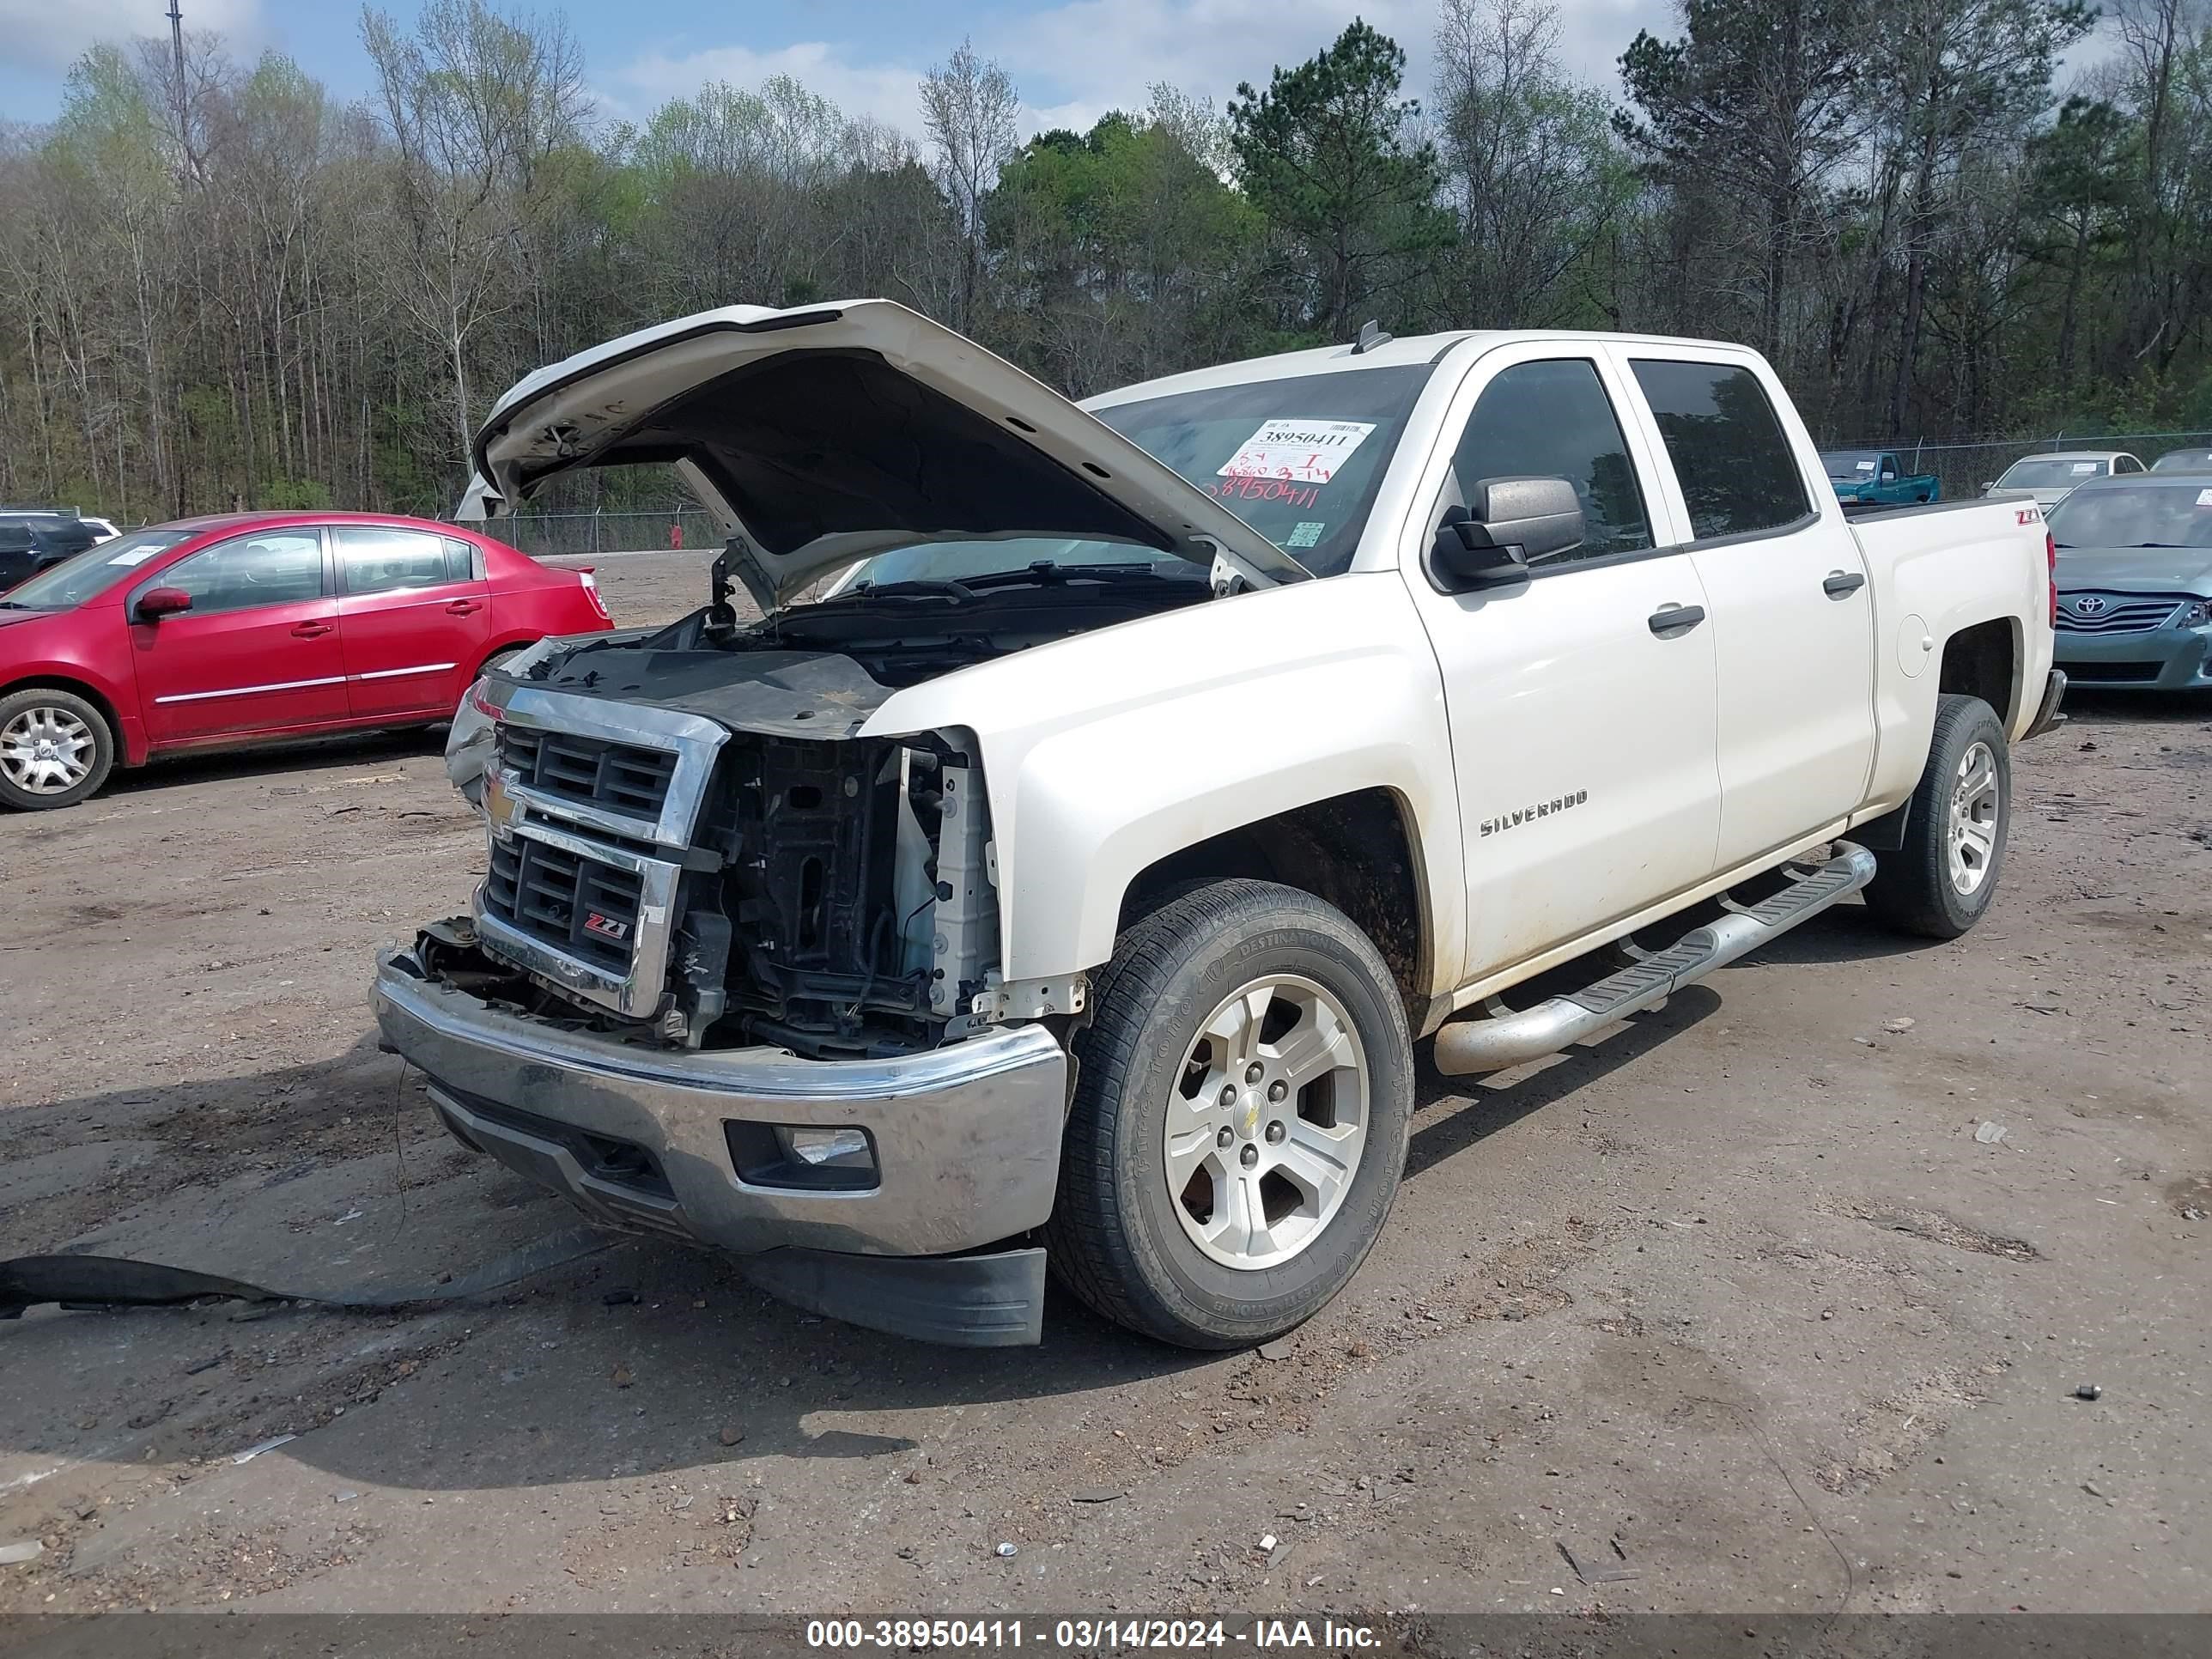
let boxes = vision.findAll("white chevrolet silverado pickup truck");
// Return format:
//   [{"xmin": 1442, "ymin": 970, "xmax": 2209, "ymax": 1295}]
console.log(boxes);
[{"xmin": 374, "ymin": 300, "xmax": 2065, "ymax": 1350}]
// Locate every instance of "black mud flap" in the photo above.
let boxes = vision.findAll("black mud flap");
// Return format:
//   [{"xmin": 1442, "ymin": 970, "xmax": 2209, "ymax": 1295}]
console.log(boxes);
[
  {"xmin": 2025, "ymin": 666, "xmax": 2069, "ymax": 739},
  {"xmin": 0, "ymin": 1224, "xmax": 614, "ymax": 1321},
  {"xmin": 738, "ymin": 1246, "xmax": 1046, "ymax": 1347}
]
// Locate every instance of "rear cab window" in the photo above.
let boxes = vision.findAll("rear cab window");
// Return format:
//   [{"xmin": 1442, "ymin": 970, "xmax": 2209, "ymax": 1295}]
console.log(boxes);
[{"xmin": 1630, "ymin": 359, "xmax": 1812, "ymax": 541}]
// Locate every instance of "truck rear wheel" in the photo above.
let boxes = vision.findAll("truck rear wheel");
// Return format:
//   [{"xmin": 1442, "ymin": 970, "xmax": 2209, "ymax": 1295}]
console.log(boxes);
[
  {"xmin": 1046, "ymin": 878, "xmax": 1413, "ymax": 1349},
  {"xmin": 1862, "ymin": 693, "xmax": 2010, "ymax": 939}
]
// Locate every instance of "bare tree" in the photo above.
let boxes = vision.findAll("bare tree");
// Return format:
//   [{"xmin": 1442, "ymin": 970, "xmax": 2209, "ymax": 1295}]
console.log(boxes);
[
  {"xmin": 361, "ymin": 0, "xmax": 588, "ymax": 473},
  {"xmin": 1434, "ymin": 0, "xmax": 1632, "ymax": 326},
  {"xmin": 920, "ymin": 39, "xmax": 1018, "ymax": 333}
]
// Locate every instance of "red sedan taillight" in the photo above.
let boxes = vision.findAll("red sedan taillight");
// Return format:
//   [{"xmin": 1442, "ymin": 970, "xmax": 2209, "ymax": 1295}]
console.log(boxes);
[{"xmin": 579, "ymin": 568, "xmax": 611, "ymax": 622}]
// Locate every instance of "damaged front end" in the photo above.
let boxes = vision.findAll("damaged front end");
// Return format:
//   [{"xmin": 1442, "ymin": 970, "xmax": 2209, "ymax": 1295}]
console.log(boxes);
[
  {"xmin": 453, "ymin": 639, "xmax": 1006, "ymax": 1060},
  {"xmin": 381, "ymin": 625, "xmax": 1069, "ymax": 1345},
  {"xmin": 380, "ymin": 295, "xmax": 1318, "ymax": 1343}
]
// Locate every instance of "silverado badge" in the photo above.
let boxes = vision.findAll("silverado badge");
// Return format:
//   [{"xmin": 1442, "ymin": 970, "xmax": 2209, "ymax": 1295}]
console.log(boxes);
[{"xmin": 1480, "ymin": 789, "xmax": 1589, "ymax": 839}]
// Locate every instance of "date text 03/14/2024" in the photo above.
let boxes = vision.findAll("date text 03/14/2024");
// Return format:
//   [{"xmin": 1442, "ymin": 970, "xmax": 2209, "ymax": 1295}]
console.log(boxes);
[{"xmin": 803, "ymin": 1619, "xmax": 1382, "ymax": 1650}]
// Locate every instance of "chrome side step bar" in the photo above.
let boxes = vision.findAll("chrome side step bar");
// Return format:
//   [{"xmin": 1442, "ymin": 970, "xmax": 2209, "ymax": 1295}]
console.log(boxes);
[{"xmin": 1431, "ymin": 842, "xmax": 1878, "ymax": 1076}]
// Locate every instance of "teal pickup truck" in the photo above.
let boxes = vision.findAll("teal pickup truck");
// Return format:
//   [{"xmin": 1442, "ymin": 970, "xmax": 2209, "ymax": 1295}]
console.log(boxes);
[{"xmin": 1820, "ymin": 449, "xmax": 1940, "ymax": 506}]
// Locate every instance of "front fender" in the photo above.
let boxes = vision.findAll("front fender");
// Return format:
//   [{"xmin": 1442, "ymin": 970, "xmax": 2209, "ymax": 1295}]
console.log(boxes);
[
  {"xmin": 1, "ymin": 625, "xmax": 142, "ymax": 763},
  {"xmin": 860, "ymin": 574, "xmax": 1463, "ymax": 994}
]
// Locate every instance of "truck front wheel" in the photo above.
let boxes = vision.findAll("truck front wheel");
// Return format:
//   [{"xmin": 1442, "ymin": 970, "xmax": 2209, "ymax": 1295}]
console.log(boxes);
[
  {"xmin": 1862, "ymin": 693, "xmax": 2011, "ymax": 939},
  {"xmin": 1047, "ymin": 878, "xmax": 1413, "ymax": 1349}
]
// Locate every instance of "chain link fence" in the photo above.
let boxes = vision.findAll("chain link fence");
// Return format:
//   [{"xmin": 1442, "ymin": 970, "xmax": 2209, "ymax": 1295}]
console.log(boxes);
[
  {"xmin": 1825, "ymin": 429, "xmax": 2212, "ymax": 504},
  {"xmin": 488, "ymin": 507, "xmax": 723, "ymax": 559}
]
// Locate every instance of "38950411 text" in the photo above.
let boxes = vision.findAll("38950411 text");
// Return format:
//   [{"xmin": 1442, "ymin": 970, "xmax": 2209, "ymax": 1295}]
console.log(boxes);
[{"xmin": 802, "ymin": 1619, "xmax": 1380, "ymax": 1650}]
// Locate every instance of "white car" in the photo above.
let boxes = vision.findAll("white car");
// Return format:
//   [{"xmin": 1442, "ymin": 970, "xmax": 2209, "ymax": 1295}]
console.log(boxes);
[
  {"xmin": 379, "ymin": 301, "xmax": 2063, "ymax": 1350},
  {"xmin": 1984, "ymin": 449, "xmax": 2145, "ymax": 509}
]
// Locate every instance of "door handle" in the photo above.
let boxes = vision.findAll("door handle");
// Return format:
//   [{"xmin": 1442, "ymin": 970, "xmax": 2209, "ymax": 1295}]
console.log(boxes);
[
  {"xmin": 445, "ymin": 599, "xmax": 483, "ymax": 615},
  {"xmin": 289, "ymin": 621, "xmax": 332, "ymax": 638},
  {"xmin": 1648, "ymin": 604, "xmax": 1706, "ymax": 636},
  {"xmin": 1823, "ymin": 570, "xmax": 1868, "ymax": 598}
]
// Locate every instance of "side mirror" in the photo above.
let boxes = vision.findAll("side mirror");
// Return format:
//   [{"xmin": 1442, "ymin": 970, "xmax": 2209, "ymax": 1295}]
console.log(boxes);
[
  {"xmin": 1980, "ymin": 481, "xmax": 1996, "ymax": 493},
  {"xmin": 135, "ymin": 586, "xmax": 192, "ymax": 622},
  {"xmin": 1430, "ymin": 477, "xmax": 1583, "ymax": 592}
]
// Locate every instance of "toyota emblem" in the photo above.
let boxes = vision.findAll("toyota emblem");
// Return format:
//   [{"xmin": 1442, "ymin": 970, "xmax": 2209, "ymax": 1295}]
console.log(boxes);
[{"xmin": 2072, "ymin": 596, "xmax": 2107, "ymax": 616}]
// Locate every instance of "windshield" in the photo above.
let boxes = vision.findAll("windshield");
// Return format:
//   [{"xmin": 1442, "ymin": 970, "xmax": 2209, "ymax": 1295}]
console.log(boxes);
[
  {"xmin": 841, "ymin": 364, "xmax": 1431, "ymax": 588},
  {"xmin": 3, "ymin": 528, "xmax": 191, "ymax": 610},
  {"xmin": 2048, "ymin": 483, "xmax": 2212, "ymax": 549},
  {"xmin": 1821, "ymin": 451, "xmax": 1885, "ymax": 482},
  {"xmin": 2150, "ymin": 449, "xmax": 2212, "ymax": 472},
  {"xmin": 2000, "ymin": 457, "xmax": 2109, "ymax": 489}
]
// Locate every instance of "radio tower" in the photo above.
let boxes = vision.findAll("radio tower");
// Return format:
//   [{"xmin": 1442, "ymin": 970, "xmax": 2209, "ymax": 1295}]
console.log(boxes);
[{"xmin": 168, "ymin": 3, "xmax": 189, "ymax": 152}]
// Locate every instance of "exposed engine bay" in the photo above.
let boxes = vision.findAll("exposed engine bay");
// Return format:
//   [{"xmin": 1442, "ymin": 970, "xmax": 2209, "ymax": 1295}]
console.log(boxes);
[{"xmin": 451, "ymin": 561, "xmax": 1208, "ymax": 1060}]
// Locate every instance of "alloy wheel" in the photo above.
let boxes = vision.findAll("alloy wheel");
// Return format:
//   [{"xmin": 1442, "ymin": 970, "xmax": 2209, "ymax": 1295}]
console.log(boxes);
[
  {"xmin": 1163, "ymin": 975, "xmax": 1370, "ymax": 1270},
  {"xmin": 0, "ymin": 704, "xmax": 97, "ymax": 796},
  {"xmin": 1947, "ymin": 739, "xmax": 2001, "ymax": 896}
]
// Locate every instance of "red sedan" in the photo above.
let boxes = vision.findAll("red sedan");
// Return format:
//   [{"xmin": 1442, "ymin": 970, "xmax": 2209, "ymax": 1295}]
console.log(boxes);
[{"xmin": 0, "ymin": 511, "xmax": 611, "ymax": 811}]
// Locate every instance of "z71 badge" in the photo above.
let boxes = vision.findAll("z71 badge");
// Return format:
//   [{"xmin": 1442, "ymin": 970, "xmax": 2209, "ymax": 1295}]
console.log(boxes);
[
  {"xmin": 583, "ymin": 911, "xmax": 631, "ymax": 942},
  {"xmin": 1480, "ymin": 789, "xmax": 1589, "ymax": 838}
]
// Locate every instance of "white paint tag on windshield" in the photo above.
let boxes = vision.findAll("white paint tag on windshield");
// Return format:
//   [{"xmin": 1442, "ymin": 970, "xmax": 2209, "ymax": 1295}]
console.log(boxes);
[
  {"xmin": 1855, "ymin": 459, "xmax": 1876, "ymax": 471},
  {"xmin": 1219, "ymin": 419, "xmax": 1376, "ymax": 484},
  {"xmin": 2196, "ymin": 488, "xmax": 2212, "ymax": 507},
  {"xmin": 2071, "ymin": 461, "xmax": 2098, "ymax": 474},
  {"xmin": 106, "ymin": 545, "xmax": 164, "ymax": 567}
]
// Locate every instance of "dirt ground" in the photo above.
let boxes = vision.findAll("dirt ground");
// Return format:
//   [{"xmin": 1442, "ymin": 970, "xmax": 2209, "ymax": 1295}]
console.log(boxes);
[{"xmin": 1, "ymin": 549, "xmax": 2206, "ymax": 1618}]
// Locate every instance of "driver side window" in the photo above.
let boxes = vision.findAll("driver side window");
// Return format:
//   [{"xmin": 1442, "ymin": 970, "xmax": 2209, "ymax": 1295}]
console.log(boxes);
[
  {"xmin": 153, "ymin": 531, "xmax": 326, "ymax": 616},
  {"xmin": 1443, "ymin": 359, "xmax": 1653, "ymax": 562}
]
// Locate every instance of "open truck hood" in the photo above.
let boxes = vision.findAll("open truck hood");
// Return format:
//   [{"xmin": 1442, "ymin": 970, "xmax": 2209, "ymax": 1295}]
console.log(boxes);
[{"xmin": 458, "ymin": 299, "xmax": 1310, "ymax": 610}]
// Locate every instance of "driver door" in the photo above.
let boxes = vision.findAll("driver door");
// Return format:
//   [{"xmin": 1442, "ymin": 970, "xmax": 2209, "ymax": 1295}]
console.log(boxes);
[
  {"xmin": 1399, "ymin": 347, "xmax": 1723, "ymax": 985},
  {"xmin": 130, "ymin": 528, "xmax": 348, "ymax": 744}
]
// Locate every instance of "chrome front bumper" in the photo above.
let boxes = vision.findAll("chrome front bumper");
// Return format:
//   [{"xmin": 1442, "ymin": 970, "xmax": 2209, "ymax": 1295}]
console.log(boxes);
[{"xmin": 371, "ymin": 944, "xmax": 1069, "ymax": 1262}]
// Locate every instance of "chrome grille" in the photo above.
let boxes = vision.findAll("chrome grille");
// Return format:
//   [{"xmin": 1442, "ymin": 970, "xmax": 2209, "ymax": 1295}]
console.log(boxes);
[
  {"xmin": 499, "ymin": 726, "xmax": 677, "ymax": 821},
  {"xmin": 483, "ymin": 835, "xmax": 644, "ymax": 975},
  {"xmin": 2056, "ymin": 593, "xmax": 2186, "ymax": 635},
  {"xmin": 469, "ymin": 683, "xmax": 726, "ymax": 1018}
]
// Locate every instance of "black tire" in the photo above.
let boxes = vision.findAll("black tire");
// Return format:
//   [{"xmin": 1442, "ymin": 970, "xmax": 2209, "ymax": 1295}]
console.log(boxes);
[
  {"xmin": 0, "ymin": 686, "xmax": 116, "ymax": 811},
  {"xmin": 1862, "ymin": 693, "xmax": 2010, "ymax": 939},
  {"xmin": 1046, "ymin": 878, "xmax": 1414, "ymax": 1349}
]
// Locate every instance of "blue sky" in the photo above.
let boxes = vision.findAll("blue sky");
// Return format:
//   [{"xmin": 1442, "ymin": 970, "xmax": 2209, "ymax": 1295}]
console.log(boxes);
[{"xmin": 0, "ymin": 0, "xmax": 1676, "ymax": 138}]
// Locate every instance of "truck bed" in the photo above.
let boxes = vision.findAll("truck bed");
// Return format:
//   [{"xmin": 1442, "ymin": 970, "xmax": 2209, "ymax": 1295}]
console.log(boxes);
[{"xmin": 1844, "ymin": 492, "xmax": 2055, "ymax": 809}]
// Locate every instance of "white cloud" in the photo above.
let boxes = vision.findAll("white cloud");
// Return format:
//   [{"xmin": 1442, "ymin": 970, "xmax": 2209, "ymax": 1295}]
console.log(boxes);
[
  {"xmin": 988, "ymin": 0, "xmax": 1666, "ymax": 130},
  {"xmin": 0, "ymin": 0, "xmax": 263, "ymax": 74},
  {"xmin": 996, "ymin": 0, "xmax": 1434, "ymax": 116},
  {"xmin": 602, "ymin": 0, "xmax": 1674, "ymax": 151},
  {"xmin": 605, "ymin": 39, "xmax": 931, "ymax": 135}
]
